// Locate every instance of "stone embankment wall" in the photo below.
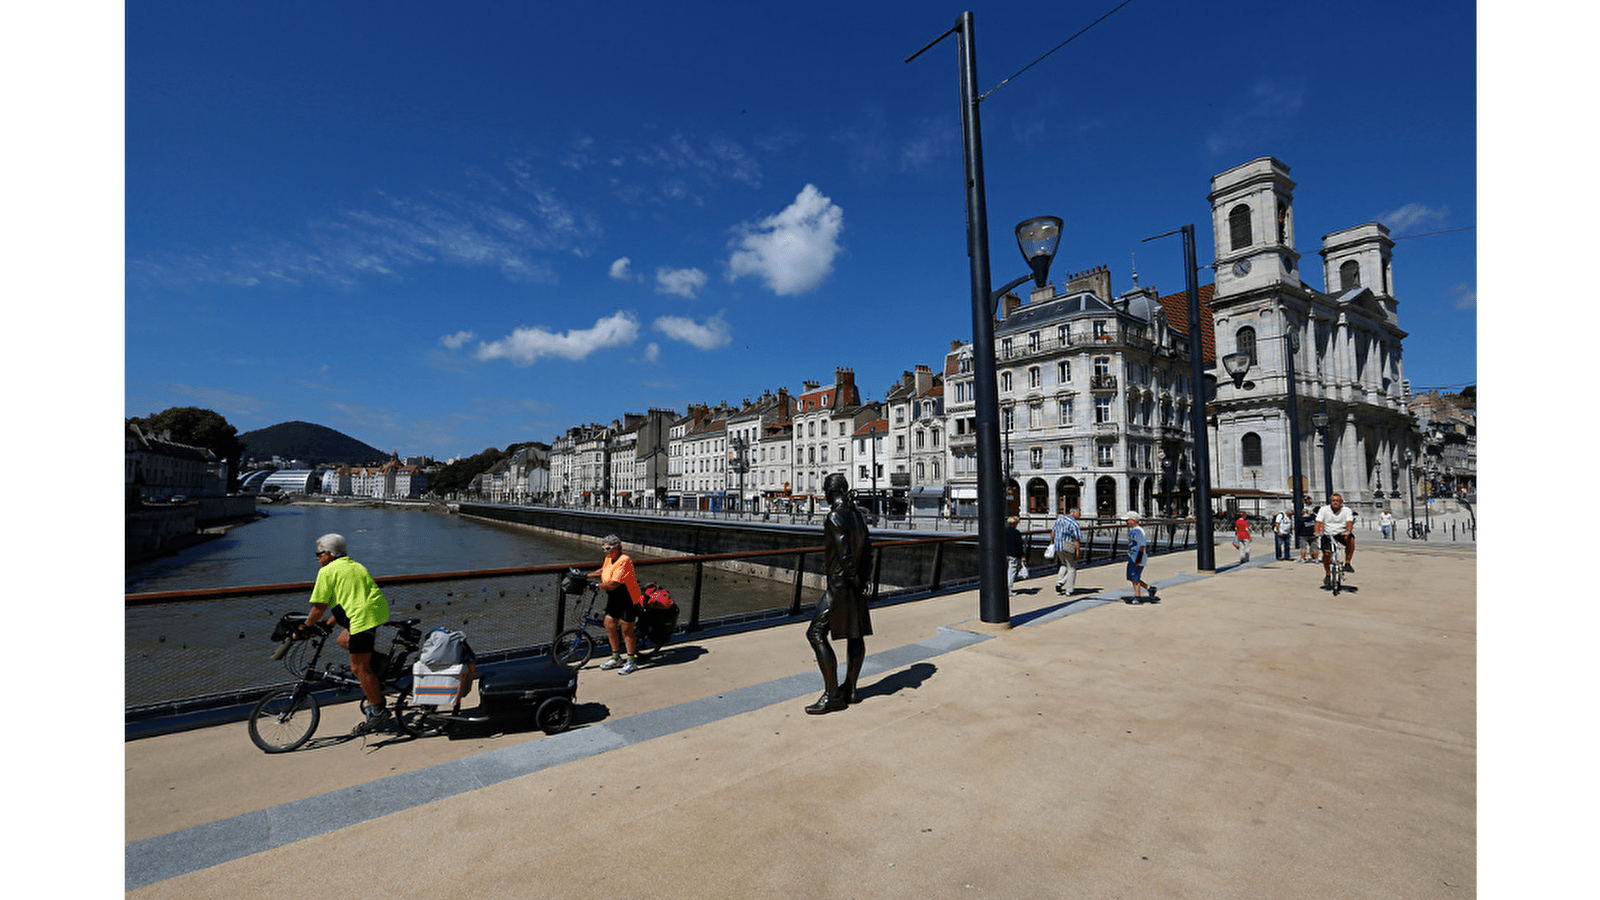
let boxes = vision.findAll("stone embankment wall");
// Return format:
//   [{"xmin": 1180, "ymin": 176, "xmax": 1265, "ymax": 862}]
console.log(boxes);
[
  {"xmin": 126, "ymin": 496, "xmax": 261, "ymax": 564},
  {"xmin": 457, "ymin": 504, "xmax": 979, "ymax": 593}
]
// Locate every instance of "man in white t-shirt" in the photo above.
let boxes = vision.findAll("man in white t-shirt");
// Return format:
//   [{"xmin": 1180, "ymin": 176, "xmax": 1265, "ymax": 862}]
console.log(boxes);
[
  {"xmin": 1313, "ymin": 493, "xmax": 1356, "ymax": 586},
  {"xmin": 1379, "ymin": 508, "xmax": 1395, "ymax": 540},
  {"xmin": 1272, "ymin": 508, "xmax": 1294, "ymax": 560}
]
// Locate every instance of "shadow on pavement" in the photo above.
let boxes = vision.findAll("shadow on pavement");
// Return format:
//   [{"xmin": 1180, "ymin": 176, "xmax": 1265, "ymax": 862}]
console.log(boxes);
[{"xmin": 859, "ymin": 661, "xmax": 936, "ymax": 702}]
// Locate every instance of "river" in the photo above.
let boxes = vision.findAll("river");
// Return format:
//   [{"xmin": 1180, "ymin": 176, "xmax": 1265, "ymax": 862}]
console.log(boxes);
[{"xmin": 126, "ymin": 504, "xmax": 604, "ymax": 594}]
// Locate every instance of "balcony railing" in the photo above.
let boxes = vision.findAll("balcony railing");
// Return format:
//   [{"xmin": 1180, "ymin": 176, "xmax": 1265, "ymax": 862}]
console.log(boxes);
[{"xmin": 1090, "ymin": 374, "xmax": 1118, "ymax": 392}]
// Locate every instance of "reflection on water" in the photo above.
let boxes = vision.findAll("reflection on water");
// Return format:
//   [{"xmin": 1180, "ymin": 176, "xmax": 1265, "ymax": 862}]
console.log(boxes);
[{"xmin": 126, "ymin": 505, "xmax": 605, "ymax": 593}]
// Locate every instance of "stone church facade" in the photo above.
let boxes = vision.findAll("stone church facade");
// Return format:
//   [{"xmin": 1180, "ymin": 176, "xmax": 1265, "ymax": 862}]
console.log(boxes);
[{"xmin": 1205, "ymin": 157, "xmax": 1418, "ymax": 517}]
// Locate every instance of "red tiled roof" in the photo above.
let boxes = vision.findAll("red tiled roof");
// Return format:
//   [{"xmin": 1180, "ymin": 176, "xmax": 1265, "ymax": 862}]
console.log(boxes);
[{"xmin": 1156, "ymin": 283, "xmax": 1217, "ymax": 365}]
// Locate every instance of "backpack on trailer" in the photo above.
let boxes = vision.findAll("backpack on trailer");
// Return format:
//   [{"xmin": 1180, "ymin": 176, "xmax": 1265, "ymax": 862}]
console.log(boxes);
[{"xmin": 420, "ymin": 627, "xmax": 474, "ymax": 667}]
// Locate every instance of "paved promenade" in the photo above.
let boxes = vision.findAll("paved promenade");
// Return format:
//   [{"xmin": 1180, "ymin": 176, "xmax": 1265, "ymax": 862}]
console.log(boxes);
[{"xmin": 126, "ymin": 537, "xmax": 1475, "ymax": 897}]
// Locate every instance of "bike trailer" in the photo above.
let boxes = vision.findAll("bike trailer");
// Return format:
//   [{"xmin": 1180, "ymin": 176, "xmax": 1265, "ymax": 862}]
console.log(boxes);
[{"xmin": 476, "ymin": 657, "xmax": 578, "ymax": 713}]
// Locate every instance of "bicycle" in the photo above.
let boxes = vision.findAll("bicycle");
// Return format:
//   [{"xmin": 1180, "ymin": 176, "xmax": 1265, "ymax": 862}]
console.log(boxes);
[
  {"xmin": 1320, "ymin": 533, "xmax": 1351, "ymax": 596},
  {"xmin": 247, "ymin": 612, "xmax": 426, "ymax": 753},
  {"xmin": 551, "ymin": 571, "xmax": 678, "ymax": 669}
]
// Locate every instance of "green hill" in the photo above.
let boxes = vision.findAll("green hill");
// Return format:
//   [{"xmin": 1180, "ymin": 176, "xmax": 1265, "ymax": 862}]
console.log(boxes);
[{"xmin": 239, "ymin": 421, "xmax": 390, "ymax": 466}]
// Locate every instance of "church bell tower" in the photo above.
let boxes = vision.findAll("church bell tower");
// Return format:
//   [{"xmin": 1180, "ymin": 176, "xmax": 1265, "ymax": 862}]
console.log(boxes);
[{"xmin": 1208, "ymin": 156, "xmax": 1300, "ymax": 301}]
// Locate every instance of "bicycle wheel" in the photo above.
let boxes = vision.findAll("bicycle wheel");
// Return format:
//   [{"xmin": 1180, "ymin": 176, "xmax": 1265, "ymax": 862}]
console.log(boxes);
[
  {"xmin": 552, "ymin": 629, "xmax": 595, "ymax": 668},
  {"xmin": 248, "ymin": 688, "xmax": 320, "ymax": 753},
  {"xmin": 536, "ymin": 696, "xmax": 574, "ymax": 735}
]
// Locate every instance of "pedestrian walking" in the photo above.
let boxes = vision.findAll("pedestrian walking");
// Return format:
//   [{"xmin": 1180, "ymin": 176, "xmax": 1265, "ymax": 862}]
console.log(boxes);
[
  {"xmin": 1299, "ymin": 505, "xmax": 1318, "ymax": 563},
  {"xmin": 1379, "ymin": 508, "xmax": 1394, "ymax": 540},
  {"xmin": 1233, "ymin": 513, "xmax": 1252, "ymax": 564},
  {"xmin": 1005, "ymin": 516, "xmax": 1026, "ymax": 596},
  {"xmin": 1123, "ymin": 511, "xmax": 1156, "ymax": 604},
  {"xmin": 1273, "ymin": 508, "xmax": 1294, "ymax": 560},
  {"xmin": 1050, "ymin": 506, "xmax": 1083, "ymax": 595}
]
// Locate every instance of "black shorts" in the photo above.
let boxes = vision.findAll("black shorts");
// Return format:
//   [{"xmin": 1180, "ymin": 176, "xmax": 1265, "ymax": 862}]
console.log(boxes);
[
  {"xmin": 604, "ymin": 588, "xmax": 639, "ymax": 623},
  {"xmin": 1319, "ymin": 533, "xmax": 1353, "ymax": 552},
  {"xmin": 346, "ymin": 627, "xmax": 377, "ymax": 654}
]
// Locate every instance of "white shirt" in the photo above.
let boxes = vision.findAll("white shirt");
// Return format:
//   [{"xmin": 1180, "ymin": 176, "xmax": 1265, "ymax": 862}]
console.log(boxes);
[{"xmin": 1316, "ymin": 505, "xmax": 1355, "ymax": 533}]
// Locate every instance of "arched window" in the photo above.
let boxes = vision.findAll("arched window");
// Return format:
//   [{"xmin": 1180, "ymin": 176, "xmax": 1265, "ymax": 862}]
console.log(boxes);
[
  {"xmin": 1340, "ymin": 260, "xmax": 1361, "ymax": 290},
  {"xmin": 1242, "ymin": 432, "xmax": 1263, "ymax": 467},
  {"xmin": 1229, "ymin": 204, "xmax": 1252, "ymax": 250},
  {"xmin": 1236, "ymin": 326, "xmax": 1257, "ymax": 366}
]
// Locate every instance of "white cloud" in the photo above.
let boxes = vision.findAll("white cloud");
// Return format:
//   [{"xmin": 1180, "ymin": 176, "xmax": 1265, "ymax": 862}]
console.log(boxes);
[
  {"xmin": 609, "ymin": 257, "xmax": 636, "ymax": 281},
  {"xmin": 654, "ymin": 313, "xmax": 731, "ymax": 350},
  {"xmin": 1374, "ymin": 203, "xmax": 1450, "ymax": 234},
  {"xmin": 655, "ymin": 266, "xmax": 708, "ymax": 299},
  {"xmin": 1450, "ymin": 282, "xmax": 1476, "ymax": 310},
  {"xmin": 474, "ymin": 311, "xmax": 640, "ymax": 366},
  {"xmin": 440, "ymin": 330, "xmax": 476, "ymax": 349},
  {"xmin": 726, "ymin": 184, "xmax": 844, "ymax": 296},
  {"xmin": 643, "ymin": 342, "xmax": 661, "ymax": 363}
]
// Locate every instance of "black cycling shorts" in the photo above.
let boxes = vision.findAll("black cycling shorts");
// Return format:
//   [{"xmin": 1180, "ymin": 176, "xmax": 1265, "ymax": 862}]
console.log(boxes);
[
  {"xmin": 346, "ymin": 627, "xmax": 377, "ymax": 654},
  {"xmin": 604, "ymin": 587, "xmax": 640, "ymax": 623}
]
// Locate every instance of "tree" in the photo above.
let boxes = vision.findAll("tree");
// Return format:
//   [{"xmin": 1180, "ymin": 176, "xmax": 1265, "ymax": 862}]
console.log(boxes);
[
  {"xmin": 131, "ymin": 407, "xmax": 246, "ymax": 491},
  {"xmin": 429, "ymin": 446, "xmax": 507, "ymax": 496}
]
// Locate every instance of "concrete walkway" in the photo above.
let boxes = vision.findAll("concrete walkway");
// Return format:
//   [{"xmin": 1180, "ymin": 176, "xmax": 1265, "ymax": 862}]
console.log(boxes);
[{"xmin": 126, "ymin": 539, "xmax": 1476, "ymax": 897}]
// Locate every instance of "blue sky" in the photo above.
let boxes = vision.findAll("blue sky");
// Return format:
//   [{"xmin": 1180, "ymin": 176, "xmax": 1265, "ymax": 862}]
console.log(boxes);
[{"xmin": 115, "ymin": 0, "xmax": 1478, "ymax": 461}]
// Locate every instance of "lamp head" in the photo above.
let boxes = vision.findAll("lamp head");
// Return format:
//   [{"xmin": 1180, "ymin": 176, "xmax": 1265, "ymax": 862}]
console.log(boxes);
[
  {"xmin": 1221, "ymin": 352, "xmax": 1251, "ymax": 379},
  {"xmin": 1015, "ymin": 216, "xmax": 1064, "ymax": 288}
]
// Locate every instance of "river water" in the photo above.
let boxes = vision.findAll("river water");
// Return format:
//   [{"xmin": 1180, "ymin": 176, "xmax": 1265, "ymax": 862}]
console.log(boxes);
[
  {"xmin": 125, "ymin": 505, "xmax": 809, "ymax": 707},
  {"xmin": 126, "ymin": 504, "xmax": 604, "ymax": 594}
]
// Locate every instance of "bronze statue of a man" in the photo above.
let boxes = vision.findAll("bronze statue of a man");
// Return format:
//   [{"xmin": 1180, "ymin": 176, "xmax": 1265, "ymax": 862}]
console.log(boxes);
[{"xmin": 805, "ymin": 472, "xmax": 871, "ymax": 714}]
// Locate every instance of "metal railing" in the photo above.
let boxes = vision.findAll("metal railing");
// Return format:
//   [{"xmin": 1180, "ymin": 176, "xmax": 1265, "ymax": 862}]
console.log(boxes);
[{"xmin": 126, "ymin": 521, "xmax": 1198, "ymax": 726}]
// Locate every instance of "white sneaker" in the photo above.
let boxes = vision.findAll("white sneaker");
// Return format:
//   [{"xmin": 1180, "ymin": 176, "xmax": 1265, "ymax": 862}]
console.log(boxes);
[
  {"xmin": 599, "ymin": 656, "xmax": 623, "ymax": 670},
  {"xmin": 619, "ymin": 659, "xmax": 638, "ymax": 675}
]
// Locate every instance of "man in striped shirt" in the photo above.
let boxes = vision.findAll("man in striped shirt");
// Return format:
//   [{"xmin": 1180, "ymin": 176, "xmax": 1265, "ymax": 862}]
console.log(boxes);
[{"xmin": 1051, "ymin": 507, "xmax": 1083, "ymax": 595}]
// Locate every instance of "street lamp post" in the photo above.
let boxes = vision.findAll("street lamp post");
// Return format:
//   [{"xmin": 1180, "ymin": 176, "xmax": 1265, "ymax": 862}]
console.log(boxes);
[
  {"xmin": 1284, "ymin": 330, "xmax": 1306, "ymax": 549},
  {"xmin": 908, "ymin": 13, "xmax": 1064, "ymax": 624},
  {"xmin": 1143, "ymin": 224, "xmax": 1217, "ymax": 572},
  {"xmin": 1403, "ymin": 447, "xmax": 1417, "ymax": 538},
  {"xmin": 869, "ymin": 421, "xmax": 878, "ymax": 517}
]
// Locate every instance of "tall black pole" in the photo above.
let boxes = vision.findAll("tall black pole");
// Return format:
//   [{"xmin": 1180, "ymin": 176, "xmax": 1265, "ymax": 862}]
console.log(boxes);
[
  {"xmin": 1317, "ymin": 403, "xmax": 1336, "ymax": 504},
  {"xmin": 1183, "ymin": 225, "xmax": 1216, "ymax": 573},
  {"xmin": 1285, "ymin": 329, "xmax": 1305, "ymax": 549},
  {"xmin": 1406, "ymin": 453, "xmax": 1417, "ymax": 535},
  {"xmin": 955, "ymin": 12, "xmax": 1010, "ymax": 623}
]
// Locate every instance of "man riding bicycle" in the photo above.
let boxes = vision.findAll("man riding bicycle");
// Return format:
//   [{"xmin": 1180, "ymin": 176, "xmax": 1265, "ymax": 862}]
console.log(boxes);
[
  {"xmin": 304, "ymin": 533, "xmax": 392, "ymax": 733},
  {"xmin": 1313, "ymin": 494, "xmax": 1356, "ymax": 588}
]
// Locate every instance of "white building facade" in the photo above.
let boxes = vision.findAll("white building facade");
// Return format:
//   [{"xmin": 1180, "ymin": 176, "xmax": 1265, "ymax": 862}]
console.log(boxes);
[{"xmin": 1205, "ymin": 157, "xmax": 1418, "ymax": 517}]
